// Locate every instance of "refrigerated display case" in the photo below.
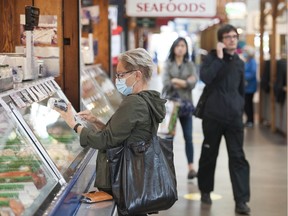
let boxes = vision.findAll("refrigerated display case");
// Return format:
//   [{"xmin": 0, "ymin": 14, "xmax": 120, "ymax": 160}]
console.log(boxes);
[
  {"xmin": 81, "ymin": 65, "xmax": 122, "ymax": 125},
  {"xmin": 0, "ymin": 101, "xmax": 61, "ymax": 216},
  {"xmin": 0, "ymin": 77, "xmax": 97, "ymax": 215},
  {"xmin": 1, "ymin": 78, "xmax": 91, "ymax": 180}
]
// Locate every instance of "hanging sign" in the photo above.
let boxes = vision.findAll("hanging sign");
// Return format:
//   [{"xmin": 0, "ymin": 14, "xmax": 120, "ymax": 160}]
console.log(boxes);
[{"xmin": 126, "ymin": 0, "xmax": 216, "ymax": 17}]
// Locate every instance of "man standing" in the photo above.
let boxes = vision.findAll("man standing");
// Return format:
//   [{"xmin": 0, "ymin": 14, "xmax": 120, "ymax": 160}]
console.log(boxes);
[{"xmin": 197, "ymin": 24, "xmax": 251, "ymax": 215}]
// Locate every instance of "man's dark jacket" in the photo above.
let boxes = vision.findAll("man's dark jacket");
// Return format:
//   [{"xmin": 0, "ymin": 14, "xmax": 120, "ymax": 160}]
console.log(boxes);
[{"xmin": 200, "ymin": 50, "xmax": 245, "ymax": 124}]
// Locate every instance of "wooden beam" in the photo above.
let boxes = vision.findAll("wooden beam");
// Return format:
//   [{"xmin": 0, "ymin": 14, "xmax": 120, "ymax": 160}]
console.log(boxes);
[
  {"xmin": 269, "ymin": 1, "xmax": 277, "ymax": 132},
  {"xmin": 259, "ymin": 0, "xmax": 265, "ymax": 124},
  {"xmin": 0, "ymin": 0, "xmax": 16, "ymax": 52},
  {"xmin": 63, "ymin": 0, "xmax": 80, "ymax": 111},
  {"xmin": 92, "ymin": 0, "xmax": 110, "ymax": 73},
  {"xmin": 276, "ymin": 2, "xmax": 288, "ymax": 17}
]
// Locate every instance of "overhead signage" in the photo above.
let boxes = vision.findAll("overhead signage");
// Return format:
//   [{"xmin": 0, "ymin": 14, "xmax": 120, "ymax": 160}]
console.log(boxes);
[{"xmin": 126, "ymin": 0, "xmax": 216, "ymax": 17}]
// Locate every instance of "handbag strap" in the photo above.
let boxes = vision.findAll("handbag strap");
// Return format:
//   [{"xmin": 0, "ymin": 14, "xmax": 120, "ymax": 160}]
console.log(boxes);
[
  {"xmin": 139, "ymin": 95, "xmax": 163, "ymax": 155},
  {"xmin": 138, "ymin": 94, "xmax": 158, "ymax": 136}
]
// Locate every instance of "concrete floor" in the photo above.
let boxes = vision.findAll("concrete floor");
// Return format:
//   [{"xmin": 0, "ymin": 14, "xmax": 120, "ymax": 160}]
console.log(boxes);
[{"xmin": 156, "ymin": 118, "xmax": 287, "ymax": 216}]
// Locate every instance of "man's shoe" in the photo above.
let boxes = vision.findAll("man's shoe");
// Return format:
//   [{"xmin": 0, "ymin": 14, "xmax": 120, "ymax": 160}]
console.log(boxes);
[
  {"xmin": 235, "ymin": 202, "xmax": 251, "ymax": 215},
  {"xmin": 187, "ymin": 169, "xmax": 197, "ymax": 179},
  {"xmin": 244, "ymin": 122, "xmax": 254, "ymax": 128},
  {"xmin": 200, "ymin": 192, "xmax": 212, "ymax": 205}
]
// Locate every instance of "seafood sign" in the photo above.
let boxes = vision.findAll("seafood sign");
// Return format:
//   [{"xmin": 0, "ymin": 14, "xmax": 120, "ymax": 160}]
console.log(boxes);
[{"xmin": 126, "ymin": 0, "xmax": 216, "ymax": 17}]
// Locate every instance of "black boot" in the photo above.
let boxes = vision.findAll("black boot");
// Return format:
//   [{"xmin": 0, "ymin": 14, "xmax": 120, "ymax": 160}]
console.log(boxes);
[
  {"xmin": 235, "ymin": 202, "xmax": 251, "ymax": 215},
  {"xmin": 200, "ymin": 192, "xmax": 212, "ymax": 205}
]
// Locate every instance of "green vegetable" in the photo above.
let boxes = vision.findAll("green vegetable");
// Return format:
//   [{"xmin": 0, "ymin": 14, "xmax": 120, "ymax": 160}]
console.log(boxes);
[
  {"xmin": 0, "ymin": 200, "xmax": 10, "ymax": 207},
  {"xmin": 0, "ymin": 192, "xmax": 19, "ymax": 198},
  {"xmin": 0, "ymin": 176, "xmax": 32, "ymax": 183},
  {"xmin": 0, "ymin": 184, "xmax": 24, "ymax": 191}
]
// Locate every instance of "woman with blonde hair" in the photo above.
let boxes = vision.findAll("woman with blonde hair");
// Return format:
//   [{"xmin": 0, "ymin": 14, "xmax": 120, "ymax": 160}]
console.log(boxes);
[{"xmin": 55, "ymin": 48, "xmax": 166, "ymax": 216}]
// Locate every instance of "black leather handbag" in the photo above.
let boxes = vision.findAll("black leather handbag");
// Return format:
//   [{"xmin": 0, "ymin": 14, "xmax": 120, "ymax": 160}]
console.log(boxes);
[
  {"xmin": 107, "ymin": 96, "xmax": 178, "ymax": 215},
  {"xmin": 193, "ymin": 86, "xmax": 208, "ymax": 119}
]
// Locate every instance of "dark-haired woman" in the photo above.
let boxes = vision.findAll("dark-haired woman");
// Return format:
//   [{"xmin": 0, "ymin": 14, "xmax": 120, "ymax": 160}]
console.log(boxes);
[{"xmin": 162, "ymin": 37, "xmax": 198, "ymax": 180}]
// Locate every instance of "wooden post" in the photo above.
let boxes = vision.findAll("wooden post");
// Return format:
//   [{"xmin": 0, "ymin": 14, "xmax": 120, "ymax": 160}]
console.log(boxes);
[
  {"xmin": 63, "ymin": 0, "xmax": 80, "ymax": 111},
  {"xmin": 0, "ymin": 0, "xmax": 17, "ymax": 52},
  {"xmin": 92, "ymin": 0, "xmax": 110, "ymax": 73},
  {"xmin": 270, "ymin": 1, "xmax": 278, "ymax": 132},
  {"xmin": 259, "ymin": 0, "xmax": 265, "ymax": 123}
]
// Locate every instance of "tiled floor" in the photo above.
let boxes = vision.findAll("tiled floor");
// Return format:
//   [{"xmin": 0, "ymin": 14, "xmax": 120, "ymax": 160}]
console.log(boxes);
[{"xmin": 156, "ymin": 83, "xmax": 287, "ymax": 216}]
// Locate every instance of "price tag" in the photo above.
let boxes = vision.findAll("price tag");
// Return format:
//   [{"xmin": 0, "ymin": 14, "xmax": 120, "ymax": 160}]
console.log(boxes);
[
  {"xmin": 31, "ymin": 86, "xmax": 45, "ymax": 100},
  {"xmin": 47, "ymin": 80, "xmax": 57, "ymax": 92},
  {"xmin": 37, "ymin": 84, "xmax": 49, "ymax": 97},
  {"xmin": 26, "ymin": 88, "xmax": 38, "ymax": 102},
  {"xmin": 21, "ymin": 90, "xmax": 33, "ymax": 104},
  {"xmin": 51, "ymin": 80, "xmax": 60, "ymax": 90},
  {"xmin": 44, "ymin": 82, "xmax": 54, "ymax": 95},
  {"xmin": 42, "ymin": 83, "xmax": 52, "ymax": 96},
  {"xmin": 10, "ymin": 93, "xmax": 27, "ymax": 108}
]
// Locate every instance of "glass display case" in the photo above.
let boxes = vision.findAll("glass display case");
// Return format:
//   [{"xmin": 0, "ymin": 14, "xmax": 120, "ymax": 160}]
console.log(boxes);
[
  {"xmin": 0, "ymin": 69, "xmax": 121, "ymax": 215},
  {"xmin": 0, "ymin": 77, "xmax": 97, "ymax": 215},
  {"xmin": 1, "ymin": 78, "xmax": 89, "ymax": 180},
  {"xmin": 81, "ymin": 65, "xmax": 122, "ymax": 125},
  {"xmin": 0, "ymin": 101, "xmax": 60, "ymax": 216}
]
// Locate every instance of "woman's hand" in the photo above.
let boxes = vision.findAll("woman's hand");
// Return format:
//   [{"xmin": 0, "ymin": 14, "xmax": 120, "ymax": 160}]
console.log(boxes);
[
  {"xmin": 54, "ymin": 103, "xmax": 77, "ymax": 129},
  {"xmin": 77, "ymin": 110, "xmax": 96, "ymax": 123},
  {"xmin": 77, "ymin": 110, "xmax": 105, "ymax": 130}
]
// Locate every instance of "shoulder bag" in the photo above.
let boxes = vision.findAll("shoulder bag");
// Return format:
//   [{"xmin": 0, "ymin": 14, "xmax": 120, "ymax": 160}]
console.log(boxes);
[{"xmin": 106, "ymin": 96, "xmax": 178, "ymax": 215}]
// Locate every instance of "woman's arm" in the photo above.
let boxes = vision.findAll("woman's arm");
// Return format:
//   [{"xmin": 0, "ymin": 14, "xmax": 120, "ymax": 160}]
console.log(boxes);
[{"xmin": 171, "ymin": 62, "xmax": 198, "ymax": 89}]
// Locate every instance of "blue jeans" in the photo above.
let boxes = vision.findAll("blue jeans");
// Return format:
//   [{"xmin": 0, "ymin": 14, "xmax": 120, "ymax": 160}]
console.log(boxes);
[{"xmin": 179, "ymin": 115, "xmax": 194, "ymax": 164}]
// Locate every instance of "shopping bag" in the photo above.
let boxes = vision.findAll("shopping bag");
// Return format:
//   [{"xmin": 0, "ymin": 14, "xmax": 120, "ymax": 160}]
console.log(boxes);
[
  {"xmin": 106, "ymin": 136, "xmax": 178, "ymax": 215},
  {"xmin": 162, "ymin": 84, "xmax": 194, "ymax": 117},
  {"xmin": 193, "ymin": 87, "xmax": 208, "ymax": 119},
  {"xmin": 158, "ymin": 100, "xmax": 179, "ymax": 136},
  {"xmin": 178, "ymin": 99, "xmax": 194, "ymax": 117}
]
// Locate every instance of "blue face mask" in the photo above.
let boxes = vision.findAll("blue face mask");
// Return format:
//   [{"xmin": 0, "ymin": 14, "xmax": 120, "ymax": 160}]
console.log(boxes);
[{"xmin": 115, "ymin": 75, "xmax": 136, "ymax": 96}]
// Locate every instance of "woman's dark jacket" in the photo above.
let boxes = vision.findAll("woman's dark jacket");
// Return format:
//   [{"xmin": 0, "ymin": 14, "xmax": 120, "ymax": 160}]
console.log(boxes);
[{"xmin": 79, "ymin": 90, "xmax": 166, "ymax": 190}]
